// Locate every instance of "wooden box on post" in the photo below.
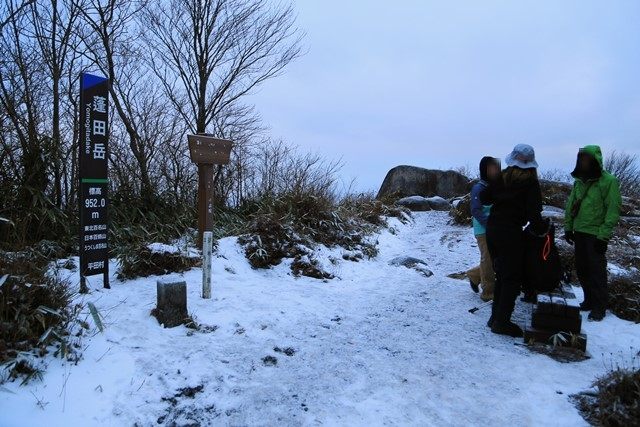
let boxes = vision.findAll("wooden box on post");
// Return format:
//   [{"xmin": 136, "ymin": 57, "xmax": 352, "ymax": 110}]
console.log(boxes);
[{"xmin": 186, "ymin": 134, "xmax": 233, "ymax": 248}]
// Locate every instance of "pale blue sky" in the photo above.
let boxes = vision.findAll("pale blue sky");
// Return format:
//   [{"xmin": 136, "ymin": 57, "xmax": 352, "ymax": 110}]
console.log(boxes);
[{"xmin": 249, "ymin": 0, "xmax": 640, "ymax": 192}]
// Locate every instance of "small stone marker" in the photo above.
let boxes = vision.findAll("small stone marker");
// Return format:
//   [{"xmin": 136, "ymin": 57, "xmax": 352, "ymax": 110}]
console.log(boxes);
[{"xmin": 155, "ymin": 279, "xmax": 188, "ymax": 328}]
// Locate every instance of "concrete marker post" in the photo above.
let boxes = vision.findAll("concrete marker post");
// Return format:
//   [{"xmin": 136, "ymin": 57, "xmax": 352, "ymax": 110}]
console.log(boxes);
[{"xmin": 202, "ymin": 231, "xmax": 213, "ymax": 299}]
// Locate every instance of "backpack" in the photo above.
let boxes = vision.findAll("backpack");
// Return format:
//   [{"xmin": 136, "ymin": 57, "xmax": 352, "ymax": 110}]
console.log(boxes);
[{"xmin": 523, "ymin": 222, "xmax": 562, "ymax": 292}]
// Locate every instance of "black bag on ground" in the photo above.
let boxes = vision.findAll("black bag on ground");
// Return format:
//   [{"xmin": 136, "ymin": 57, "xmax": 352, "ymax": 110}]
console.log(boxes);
[{"xmin": 523, "ymin": 222, "xmax": 562, "ymax": 293}]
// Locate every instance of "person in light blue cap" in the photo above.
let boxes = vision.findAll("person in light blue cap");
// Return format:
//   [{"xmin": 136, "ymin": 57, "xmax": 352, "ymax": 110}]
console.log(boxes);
[
  {"xmin": 480, "ymin": 144, "xmax": 546, "ymax": 338},
  {"xmin": 505, "ymin": 144, "xmax": 539, "ymax": 169}
]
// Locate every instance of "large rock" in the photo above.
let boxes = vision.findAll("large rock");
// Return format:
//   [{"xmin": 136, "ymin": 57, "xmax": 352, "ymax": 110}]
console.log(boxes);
[
  {"xmin": 425, "ymin": 196, "xmax": 451, "ymax": 211},
  {"xmin": 377, "ymin": 166, "xmax": 470, "ymax": 200}
]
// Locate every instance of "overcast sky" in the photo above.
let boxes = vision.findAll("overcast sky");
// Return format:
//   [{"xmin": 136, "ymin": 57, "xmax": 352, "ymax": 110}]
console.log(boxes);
[{"xmin": 249, "ymin": 0, "xmax": 640, "ymax": 192}]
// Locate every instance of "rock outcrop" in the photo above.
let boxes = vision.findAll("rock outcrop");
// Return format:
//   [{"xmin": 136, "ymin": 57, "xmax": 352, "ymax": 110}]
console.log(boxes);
[{"xmin": 377, "ymin": 166, "xmax": 469, "ymax": 200}]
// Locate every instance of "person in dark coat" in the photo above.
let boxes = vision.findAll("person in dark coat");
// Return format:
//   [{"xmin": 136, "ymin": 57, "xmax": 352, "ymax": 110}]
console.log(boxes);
[{"xmin": 481, "ymin": 144, "xmax": 546, "ymax": 337}]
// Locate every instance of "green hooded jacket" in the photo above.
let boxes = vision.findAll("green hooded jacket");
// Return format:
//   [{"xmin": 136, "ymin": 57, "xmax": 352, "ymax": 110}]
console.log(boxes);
[{"xmin": 564, "ymin": 145, "xmax": 622, "ymax": 241}]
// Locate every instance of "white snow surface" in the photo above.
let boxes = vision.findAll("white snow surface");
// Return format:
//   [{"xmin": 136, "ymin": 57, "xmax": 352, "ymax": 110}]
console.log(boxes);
[{"xmin": 2, "ymin": 211, "xmax": 639, "ymax": 426}]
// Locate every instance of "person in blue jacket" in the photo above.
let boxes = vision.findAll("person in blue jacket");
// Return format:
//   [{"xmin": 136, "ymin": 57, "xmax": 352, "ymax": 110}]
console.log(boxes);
[{"xmin": 467, "ymin": 156, "xmax": 501, "ymax": 301}]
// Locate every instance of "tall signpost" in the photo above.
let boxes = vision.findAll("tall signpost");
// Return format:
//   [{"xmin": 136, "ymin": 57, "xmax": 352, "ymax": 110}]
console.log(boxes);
[
  {"xmin": 187, "ymin": 134, "xmax": 233, "ymax": 246},
  {"xmin": 187, "ymin": 134, "xmax": 233, "ymax": 298},
  {"xmin": 79, "ymin": 73, "xmax": 110, "ymax": 293}
]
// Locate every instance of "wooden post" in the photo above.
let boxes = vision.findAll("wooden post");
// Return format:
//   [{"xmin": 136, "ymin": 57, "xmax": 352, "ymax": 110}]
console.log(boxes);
[
  {"xmin": 197, "ymin": 164, "xmax": 215, "ymax": 248},
  {"xmin": 202, "ymin": 231, "xmax": 213, "ymax": 299},
  {"xmin": 187, "ymin": 134, "xmax": 232, "ymax": 247}
]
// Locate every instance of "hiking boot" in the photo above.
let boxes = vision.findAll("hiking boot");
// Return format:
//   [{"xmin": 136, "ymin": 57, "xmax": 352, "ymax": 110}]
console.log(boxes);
[
  {"xmin": 520, "ymin": 292, "xmax": 536, "ymax": 304},
  {"xmin": 491, "ymin": 321, "xmax": 523, "ymax": 338},
  {"xmin": 469, "ymin": 279, "xmax": 479, "ymax": 294},
  {"xmin": 486, "ymin": 316, "xmax": 494, "ymax": 328},
  {"xmin": 579, "ymin": 301, "xmax": 593, "ymax": 311},
  {"xmin": 588, "ymin": 308, "xmax": 606, "ymax": 321}
]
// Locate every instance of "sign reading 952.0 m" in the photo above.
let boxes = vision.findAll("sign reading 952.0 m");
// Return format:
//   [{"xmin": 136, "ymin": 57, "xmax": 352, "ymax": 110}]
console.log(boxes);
[{"xmin": 79, "ymin": 73, "xmax": 110, "ymax": 289}]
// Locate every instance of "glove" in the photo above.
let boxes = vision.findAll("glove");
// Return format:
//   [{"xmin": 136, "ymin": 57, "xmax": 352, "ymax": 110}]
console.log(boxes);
[
  {"xmin": 564, "ymin": 231, "xmax": 574, "ymax": 245},
  {"xmin": 595, "ymin": 239, "xmax": 608, "ymax": 254}
]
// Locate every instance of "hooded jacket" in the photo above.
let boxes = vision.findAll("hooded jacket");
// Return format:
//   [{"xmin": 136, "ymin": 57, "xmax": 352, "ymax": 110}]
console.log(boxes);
[
  {"xmin": 470, "ymin": 157, "xmax": 497, "ymax": 235},
  {"xmin": 564, "ymin": 145, "xmax": 622, "ymax": 241}
]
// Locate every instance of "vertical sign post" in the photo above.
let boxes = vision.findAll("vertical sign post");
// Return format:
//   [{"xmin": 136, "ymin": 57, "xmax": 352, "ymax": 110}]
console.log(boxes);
[
  {"xmin": 202, "ymin": 231, "xmax": 213, "ymax": 298},
  {"xmin": 187, "ymin": 134, "xmax": 233, "ymax": 299},
  {"xmin": 187, "ymin": 134, "xmax": 233, "ymax": 247},
  {"xmin": 79, "ymin": 73, "xmax": 110, "ymax": 293}
]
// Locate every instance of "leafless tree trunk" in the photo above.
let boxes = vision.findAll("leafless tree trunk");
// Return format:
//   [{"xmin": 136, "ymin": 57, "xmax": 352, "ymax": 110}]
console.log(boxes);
[
  {"xmin": 79, "ymin": 0, "xmax": 161, "ymax": 203},
  {"xmin": 28, "ymin": 0, "xmax": 83, "ymax": 207}
]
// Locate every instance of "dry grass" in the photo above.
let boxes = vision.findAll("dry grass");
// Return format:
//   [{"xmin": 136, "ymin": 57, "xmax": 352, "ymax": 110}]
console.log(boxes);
[
  {"xmin": 238, "ymin": 192, "xmax": 408, "ymax": 278},
  {"xmin": 573, "ymin": 364, "xmax": 640, "ymax": 427},
  {"xmin": 116, "ymin": 246, "xmax": 201, "ymax": 280}
]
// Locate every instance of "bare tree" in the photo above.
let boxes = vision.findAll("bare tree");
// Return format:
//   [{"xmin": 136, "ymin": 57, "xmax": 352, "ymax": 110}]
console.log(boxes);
[
  {"xmin": 140, "ymin": 0, "xmax": 303, "ymax": 207},
  {"xmin": 605, "ymin": 150, "xmax": 640, "ymax": 198},
  {"xmin": 28, "ymin": 0, "xmax": 84, "ymax": 207},
  {"xmin": 0, "ymin": 1, "xmax": 48, "ymax": 207},
  {"xmin": 79, "ymin": 0, "xmax": 173, "ymax": 202},
  {"xmin": 143, "ymin": 0, "xmax": 303, "ymax": 135},
  {"xmin": 0, "ymin": 0, "xmax": 34, "ymax": 33}
]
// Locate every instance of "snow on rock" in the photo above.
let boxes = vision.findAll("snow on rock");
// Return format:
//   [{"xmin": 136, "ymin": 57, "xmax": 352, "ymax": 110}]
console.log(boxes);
[
  {"xmin": 542, "ymin": 205, "xmax": 565, "ymax": 219},
  {"xmin": 395, "ymin": 196, "xmax": 451, "ymax": 212},
  {"xmin": 1, "ymin": 211, "xmax": 639, "ymax": 426},
  {"xmin": 388, "ymin": 256, "xmax": 434, "ymax": 277},
  {"xmin": 395, "ymin": 195, "xmax": 432, "ymax": 211},
  {"xmin": 424, "ymin": 196, "xmax": 451, "ymax": 211},
  {"xmin": 147, "ymin": 242, "xmax": 199, "ymax": 258}
]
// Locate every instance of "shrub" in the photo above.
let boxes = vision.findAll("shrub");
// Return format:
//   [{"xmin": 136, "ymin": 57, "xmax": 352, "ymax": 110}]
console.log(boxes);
[
  {"xmin": 0, "ymin": 272, "xmax": 85, "ymax": 385},
  {"xmin": 291, "ymin": 254, "xmax": 334, "ymax": 280},
  {"xmin": 605, "ymin": 150, "xmax": 640, "ymax": 198},
  {"xmin": 117, "ymin": 246, "xmax": 201, "ymax": 280},
  {"xmin": 573, "ymin": 365, "xmax": 640, "ymax": 427},
  {"xmin": 0, "ymin": 241, "xmax": 67, "ymax": 283},
  {"xmin": 0, "ymin": 275, "xmax": 72, "ymax": 361},
  {"xmin": 238, "ymin": 192, "xmax": 397, "ymax": 277},
  {"xmin": 449, "ymin": 195, "xmax": 472, "ymax": 226},
  {"xmin": 608, "ymin": 276, "xmax": 640, "ymax": 323}
]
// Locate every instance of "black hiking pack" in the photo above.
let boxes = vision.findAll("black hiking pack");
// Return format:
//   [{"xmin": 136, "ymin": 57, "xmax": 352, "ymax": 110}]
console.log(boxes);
[{"xmin": 523, "ymin": 222, "xmax": 562, "ymax": 293}]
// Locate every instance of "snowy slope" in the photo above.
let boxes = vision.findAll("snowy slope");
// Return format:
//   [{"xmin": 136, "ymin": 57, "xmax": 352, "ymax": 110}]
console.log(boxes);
[{"xmin": 1, "ymin": 211, "xmax": 639, "ymax": 427}]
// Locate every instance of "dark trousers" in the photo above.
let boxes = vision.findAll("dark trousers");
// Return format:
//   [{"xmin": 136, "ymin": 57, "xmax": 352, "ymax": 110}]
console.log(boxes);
[
  {"xmin": 486, "ymin": 224, "xmax": 524, "ymax": 324},
  {"xmin": 574, "ymin": 232, "xmax": 608, "ymax": 310}
]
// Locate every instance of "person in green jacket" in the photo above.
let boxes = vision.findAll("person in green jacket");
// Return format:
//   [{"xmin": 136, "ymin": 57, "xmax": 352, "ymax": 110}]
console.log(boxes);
[{"xmin": 564, "ymin": 145, "xmax": 622, "ymax": 321}]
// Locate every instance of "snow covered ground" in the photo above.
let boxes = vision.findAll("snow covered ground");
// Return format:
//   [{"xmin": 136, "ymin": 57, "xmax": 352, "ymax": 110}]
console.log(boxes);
[{"xmin": 2, "ymin": 211, "xmax": 639, "ymax": 426}]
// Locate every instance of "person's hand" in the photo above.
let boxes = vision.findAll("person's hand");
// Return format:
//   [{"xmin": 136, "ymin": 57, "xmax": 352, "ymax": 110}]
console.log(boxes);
[
  {"xmin": 595, "ymin": 239, "xmax": 608, "ymax": 254},
  {"xmin": 564, "ymin": 231, "xmax": 575, "ymax": 245}
]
